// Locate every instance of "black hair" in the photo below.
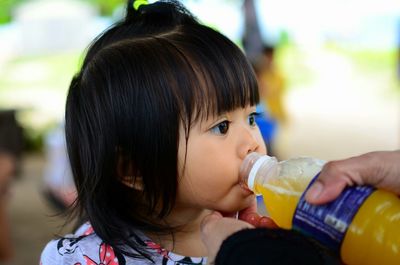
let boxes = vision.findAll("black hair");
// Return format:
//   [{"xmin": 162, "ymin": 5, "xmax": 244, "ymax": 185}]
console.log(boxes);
[{"xmin": 65, "ymin": 0, "xmax": 259, "ymax": 261}]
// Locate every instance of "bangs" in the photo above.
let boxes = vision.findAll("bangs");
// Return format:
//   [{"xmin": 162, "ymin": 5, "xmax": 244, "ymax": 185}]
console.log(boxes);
[
  {"xmin": 158, "ymin": 25, "xmax": 260, "ymax": 125},
  {"xmin": 87, "ymin": 25, "xmax": 260, "ymax": 144}
]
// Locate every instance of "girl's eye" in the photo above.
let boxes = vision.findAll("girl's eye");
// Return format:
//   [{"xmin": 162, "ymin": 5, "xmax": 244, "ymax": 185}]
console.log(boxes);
[
  {"xmin": 248, "ymin": 112, "xmax": 260, "ymax": 127},
  {"xmin": 210, "ymin": 121, "xmax": 230, "ymax": 135}
]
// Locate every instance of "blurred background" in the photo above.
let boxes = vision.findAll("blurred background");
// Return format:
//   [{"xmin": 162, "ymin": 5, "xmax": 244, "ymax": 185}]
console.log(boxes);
[{"xmin": 0, "ymin": 0, "xmax": 399, "ymax": 263}]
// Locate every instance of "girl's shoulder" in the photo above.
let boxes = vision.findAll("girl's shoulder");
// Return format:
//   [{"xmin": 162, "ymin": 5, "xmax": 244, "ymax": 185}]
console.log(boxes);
[
  {"xmin": 40, "ymin": 222, "xmax": 110, "ymax": 265},
  {"xmin": 40, "ymin": 223, "xmax": 207, "ymax": 265}
]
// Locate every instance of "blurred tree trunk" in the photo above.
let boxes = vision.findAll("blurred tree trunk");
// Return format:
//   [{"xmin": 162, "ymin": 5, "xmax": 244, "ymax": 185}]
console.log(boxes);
[{"xmin": 242, "ymin": 0, "xmax": 263, "ymax": 63}]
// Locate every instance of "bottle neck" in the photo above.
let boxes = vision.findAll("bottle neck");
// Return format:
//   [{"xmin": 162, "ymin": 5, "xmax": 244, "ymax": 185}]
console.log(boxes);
[{"xmin": 240, "ymin": 152, "xmax": 278, "ymax": 192}]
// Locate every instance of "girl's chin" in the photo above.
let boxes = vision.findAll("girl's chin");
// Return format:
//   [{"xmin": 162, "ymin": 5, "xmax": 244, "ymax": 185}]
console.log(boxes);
[
  {"xmin": 219, "ymin": 200, "xmax": 255, "ymax": 217},
  {"xmin": 219, "ymin": 211, "xmax": 239, "ymax": 218}
]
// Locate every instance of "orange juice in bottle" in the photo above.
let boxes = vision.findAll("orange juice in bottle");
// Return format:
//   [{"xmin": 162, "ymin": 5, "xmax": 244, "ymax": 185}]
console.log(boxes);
[{"xmin": 240, "ymin": 152, "xmax": 400, "ymax": 265}]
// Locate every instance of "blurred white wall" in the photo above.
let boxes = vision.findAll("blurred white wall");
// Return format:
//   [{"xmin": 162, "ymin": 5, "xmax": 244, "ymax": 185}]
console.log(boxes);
[{"xmin": 14, "ymin": 0, "xmax": 99, "ymax": 55}]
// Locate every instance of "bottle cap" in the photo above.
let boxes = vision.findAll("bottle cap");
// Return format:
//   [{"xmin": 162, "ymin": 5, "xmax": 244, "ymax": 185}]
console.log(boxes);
[
  {"xmin": 240, "ymin": 152, "xmax": 277, "ymax": 192},
  {"xmin": 247, "ymin": 155, "xmax": 270, "ymax": 191}
]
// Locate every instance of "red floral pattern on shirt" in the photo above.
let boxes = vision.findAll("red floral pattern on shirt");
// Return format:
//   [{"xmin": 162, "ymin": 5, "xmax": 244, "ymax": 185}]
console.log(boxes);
[
  {"xmin": 83, "ymin": 226, "xmax": 94, "ymax": 236},
  {"xmin": 144, "ymin": 240, "xmax": 170, "ymax": 259},
  {"xmin": 74, "ymin": 242, "xmax": 119, "ymax": 265}
]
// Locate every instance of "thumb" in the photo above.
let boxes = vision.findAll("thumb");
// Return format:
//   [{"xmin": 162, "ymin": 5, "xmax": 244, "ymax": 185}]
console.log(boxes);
[
  {"xmin": 305, "ymin": 156, "xmax": 374, "ymax": 205},
  {"xmin": 305, "ymin": 170, "xmax": 349, "ymax": 205}
]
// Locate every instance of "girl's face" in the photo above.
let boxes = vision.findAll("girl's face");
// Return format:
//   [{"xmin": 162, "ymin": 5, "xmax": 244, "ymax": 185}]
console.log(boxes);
[{"xmin": 176, "ymin": 105, "xmax": 267, "ymax": 214}]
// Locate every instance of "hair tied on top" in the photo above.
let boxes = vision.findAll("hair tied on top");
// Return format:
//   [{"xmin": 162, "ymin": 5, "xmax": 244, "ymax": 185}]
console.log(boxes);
[{"xmin": 133, "ymin": 0, "xmax": 149, "ymax": 11}]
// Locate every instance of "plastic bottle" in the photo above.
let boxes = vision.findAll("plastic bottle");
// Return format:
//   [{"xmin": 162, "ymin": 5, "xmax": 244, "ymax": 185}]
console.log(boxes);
[{"xmin": 239, "ymin": 152, "xmax": 400, "ymax": 265}]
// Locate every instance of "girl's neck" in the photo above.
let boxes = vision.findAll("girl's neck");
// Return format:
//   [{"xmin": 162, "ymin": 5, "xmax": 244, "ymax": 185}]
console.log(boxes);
[{"xmin": 145, "ymin": 208, "xmax": 211, "ymax": 257}]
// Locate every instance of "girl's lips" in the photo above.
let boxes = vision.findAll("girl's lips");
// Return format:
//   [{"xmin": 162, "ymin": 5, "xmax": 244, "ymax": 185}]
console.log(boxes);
[{"xmin": 239, "ymin": 181, "xmax": 254, "ymax": 195}]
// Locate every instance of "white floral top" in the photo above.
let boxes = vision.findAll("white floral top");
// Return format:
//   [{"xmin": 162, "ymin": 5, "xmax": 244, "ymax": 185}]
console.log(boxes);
[{"xmin": 40, "ymin": 223, "xmax": 207, "ymax": 265}]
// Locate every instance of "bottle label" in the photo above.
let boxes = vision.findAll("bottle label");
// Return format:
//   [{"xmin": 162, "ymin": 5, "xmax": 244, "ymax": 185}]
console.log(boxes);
[{"xmin": 292, "ymin": 173, "xmax": 374, "ymax": 251}]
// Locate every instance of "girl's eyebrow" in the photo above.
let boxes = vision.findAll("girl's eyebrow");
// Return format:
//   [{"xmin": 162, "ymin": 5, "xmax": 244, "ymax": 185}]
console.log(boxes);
[
  {"xmin": 206, "ymin": 112, "xmax": 229, "ymax": 123},
  {"xmin": 204, "ymin": 112, "xmax": 231, "ymax": 127}
]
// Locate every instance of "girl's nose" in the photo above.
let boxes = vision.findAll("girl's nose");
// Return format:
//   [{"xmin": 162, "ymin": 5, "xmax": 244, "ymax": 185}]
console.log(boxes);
[{"xmin": 238, "ymin": 127, "xmax": 260, "ymax": 159}]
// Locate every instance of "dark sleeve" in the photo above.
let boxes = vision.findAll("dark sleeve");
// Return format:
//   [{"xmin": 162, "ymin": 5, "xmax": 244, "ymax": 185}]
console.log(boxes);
[{"xmin": 214, "ymin": 228, "xmax": 340, "ymax": 265}]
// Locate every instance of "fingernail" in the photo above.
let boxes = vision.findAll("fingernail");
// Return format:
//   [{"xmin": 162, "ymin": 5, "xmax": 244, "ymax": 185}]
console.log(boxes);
[
  {"xmin": 243, "ymin": 213, "xmax": 259, "ymax": 226},
  {"xmin": 259, "ymin": 217, "xmax": 278, "ymax": 228},
  {"xmin": 306, "ymin": 181, "xmax": 323, "ymax": 201}
]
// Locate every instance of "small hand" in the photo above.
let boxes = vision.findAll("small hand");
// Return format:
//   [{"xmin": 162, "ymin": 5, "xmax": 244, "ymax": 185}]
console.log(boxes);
[
  {"xmin": 200, "ymin": 211, "xmax": 253, "ymax": 264},
  {"xmin": 201, "ymin": 201, "xmax": 277, "ymax": 264},
  {"xmin": 237, "ymin": 201, "xmax": 278, "ymax": 228}
]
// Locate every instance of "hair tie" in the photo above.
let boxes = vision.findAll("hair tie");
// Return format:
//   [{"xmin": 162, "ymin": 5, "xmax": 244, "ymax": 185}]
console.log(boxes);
[{"xmin": 133, "ymin": 0, "xmax": 149, "ymax": 10}]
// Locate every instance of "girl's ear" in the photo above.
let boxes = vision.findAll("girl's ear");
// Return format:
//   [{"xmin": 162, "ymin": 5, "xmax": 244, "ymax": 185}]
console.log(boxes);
[{"xmin": 117, "ymin": 155, "xmax": 144, "ymax": 191}]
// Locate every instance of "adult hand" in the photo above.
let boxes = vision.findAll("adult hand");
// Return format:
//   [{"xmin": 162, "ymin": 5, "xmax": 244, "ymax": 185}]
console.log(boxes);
[{"xmin": 305, "ymin": 150, "xmax": 400, "ymax": 205}]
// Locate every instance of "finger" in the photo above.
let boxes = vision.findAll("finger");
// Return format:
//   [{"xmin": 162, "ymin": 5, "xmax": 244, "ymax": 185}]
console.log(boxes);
[
  {"xmin": 239, "ymin": 212, "xmax": 260, "ymax": 226},
  {"xmin": 239, "ymin": 203, "xmax": 258, "ymax": 215},
  {"xmin": 258, "ymin": 216, "xmax": 279, "ymax": 228},
  {"xmin": 305, "ymin": 177, "xmax": 349, "ymax": 205},
  {"xmin": 237, "ymin": 199, "xmax": 278, "ymax": 227},
  {"xmin": 305, "ymin": 159, "xmax": 359, "ymax": 205},
  {"xmin": 305, "ymin": 180, "xmax": 348, "ymax": 205},
  {"xmin": 238, "ymin": 211, "xmax": 278, "ymax": 228},
  {"xmin": 237, "ymin": 199, "xmax": 258, "ymax": 220}
]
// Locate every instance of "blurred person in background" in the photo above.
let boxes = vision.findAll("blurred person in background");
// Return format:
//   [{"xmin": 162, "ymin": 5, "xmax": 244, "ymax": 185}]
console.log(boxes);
[
  {"xmin": 0, "ymin": 153, "xmax": 14, "ymax": 262},
  {"xmin": 251, "ymin": 44, "xmax": 287, "ymax": 157},
  {"xmin": 241, "ymin": 0, "xmax": 288, "ymax": 158},
  {"xmin": 42, "ymin": 122, "xmax": 76, "ymax": 212},
  {"xmin": 397, "ymin": 21, "xmax": 400, "ymax": 83},
  {"xmin": 257, "ymin": 45, "xmax": 288, "ymax": 125},
  {"xmin": 252, "ymin": 61, "xmax": 277, "ymax": 157},
  {"xmin": 0, "ymin": 110, "xmax": 24, "ymax": 262}
]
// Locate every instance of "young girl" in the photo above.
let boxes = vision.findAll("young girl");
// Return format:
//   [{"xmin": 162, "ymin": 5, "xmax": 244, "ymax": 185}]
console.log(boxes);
[{"xmin": 40, "ymin": 0, "xmax": 267, "ymax": 264}]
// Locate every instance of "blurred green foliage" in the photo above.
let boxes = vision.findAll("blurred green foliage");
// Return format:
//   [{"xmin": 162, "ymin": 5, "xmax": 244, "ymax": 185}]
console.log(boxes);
[
  {"xmin": 325, "ymin": 43, "xmax": 399, "ymax": 94},
  {"xmin": 0, "ymin": 0, "xmax": 25, "ymax": 24},
  {"xmin": 85, "ymin": 0, "xmax": 124, "ymax": 16},
  {"xmin": 0, "ymin": 0, "xmax": 125, "ymax": 24},
  {"xmin": 0, "ymin": 0, "xmax": 243, "ymax": 24}
]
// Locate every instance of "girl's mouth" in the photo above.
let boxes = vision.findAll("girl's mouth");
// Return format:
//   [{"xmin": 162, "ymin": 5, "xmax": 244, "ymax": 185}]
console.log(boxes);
[{"xmin": 239, "ymin": 181, "xmax": 254, "ymax": 194}]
